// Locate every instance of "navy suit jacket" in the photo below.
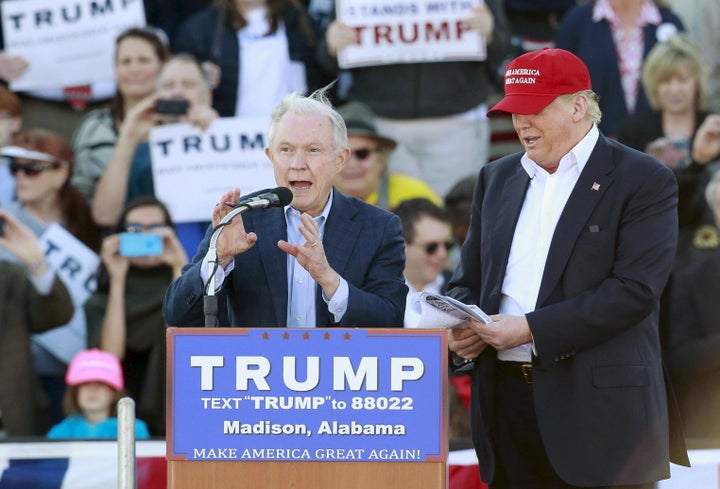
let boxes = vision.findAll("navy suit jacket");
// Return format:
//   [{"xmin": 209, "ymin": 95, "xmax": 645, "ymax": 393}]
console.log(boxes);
[
  {"xmin": 448, "ymin": 134, "xmax": 688, "ymax": 485},
  {"xmin": 555, "ymin": 3, "xmax": 684, "ymax": 137},
  {"xmin": 163, "ymin": 189, "xmax": 408, "ymax": 328}
]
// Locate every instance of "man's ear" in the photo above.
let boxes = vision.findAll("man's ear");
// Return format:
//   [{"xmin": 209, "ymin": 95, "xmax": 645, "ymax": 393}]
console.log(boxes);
[{"xmin": 336, "ymin": 147, "xmax": 351, "ymax": 173}]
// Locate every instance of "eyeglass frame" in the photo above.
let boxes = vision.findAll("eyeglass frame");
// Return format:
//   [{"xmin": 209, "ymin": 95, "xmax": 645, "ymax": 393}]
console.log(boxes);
[
  {"xmin": 350, "ymin": 147, "xmax": 383, "ymax": 161},
  {"xmin": 413, "ymin": 240, "xmax": 456, "ymax": 255},
  {"xmin": 124, "ymin": 223, "xmax": 168, "ymax": 233},
  {"xmin": 8, "ymin": 160, "xmax": 65, "ymax": 177}
]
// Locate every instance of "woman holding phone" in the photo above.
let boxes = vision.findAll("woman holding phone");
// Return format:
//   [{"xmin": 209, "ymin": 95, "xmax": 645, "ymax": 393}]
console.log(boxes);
[{"xmin": 84, "ymin": 195, "xmax": 187, "ymax": 437}]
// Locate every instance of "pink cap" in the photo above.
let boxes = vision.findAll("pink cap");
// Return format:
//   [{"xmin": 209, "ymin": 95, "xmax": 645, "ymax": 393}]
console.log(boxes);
[
  {"xmin": 488, "ymin": 48, "xmax": 592, "ymax": 115},
  {"xmin": 66, "ymin": 349, "xmax": 124, "ymax": 391}
]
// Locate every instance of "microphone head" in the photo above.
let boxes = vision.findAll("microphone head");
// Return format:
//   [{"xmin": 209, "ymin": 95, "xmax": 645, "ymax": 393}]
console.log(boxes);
[{"xmin": 272, "ymin": 186, "xmax": 293, "ymax": 207}]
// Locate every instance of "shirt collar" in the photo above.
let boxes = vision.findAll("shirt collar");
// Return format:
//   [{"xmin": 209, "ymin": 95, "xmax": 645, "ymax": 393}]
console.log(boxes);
[
  {"xmin": 520, "ymin": 124, "xmax": 599, "ymax": 178},
  {"xmin": 284, "ymin": 188, "xmax": 334, "ymax": 222},
  {"xmin": 593, "ymin": 0, "xmax": 661, "ymax": 26}
]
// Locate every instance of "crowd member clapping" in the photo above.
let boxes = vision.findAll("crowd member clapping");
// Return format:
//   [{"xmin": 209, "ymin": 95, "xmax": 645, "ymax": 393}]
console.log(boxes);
[
  {"xmin": 616, "ymin": 34, "xmax": 713, "ymax": 269},
  {"xmin": 84, "ymin": 196, "xmax": 187, "ymax": 436},
  {"xmin": 0, "ymin": 211, "xmax": 73, "ymax": 436}
]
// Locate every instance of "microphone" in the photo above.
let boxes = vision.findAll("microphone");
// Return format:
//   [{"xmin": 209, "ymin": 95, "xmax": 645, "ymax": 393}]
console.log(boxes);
[{"xmin": 227, "ymin": 187, "xmax": 293, "ymax": 210}]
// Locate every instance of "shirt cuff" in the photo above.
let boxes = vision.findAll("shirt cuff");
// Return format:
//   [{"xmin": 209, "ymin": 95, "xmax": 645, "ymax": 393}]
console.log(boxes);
[{"xmin": 200, "ymin": 254, "xmax": 234, "ymax": 293}]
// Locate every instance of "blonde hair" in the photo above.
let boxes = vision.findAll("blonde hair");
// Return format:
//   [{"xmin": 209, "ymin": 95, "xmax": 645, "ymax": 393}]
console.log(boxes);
[{"xmin": 642, "ymin": 34, "xmax": 707, "ymax": 110}]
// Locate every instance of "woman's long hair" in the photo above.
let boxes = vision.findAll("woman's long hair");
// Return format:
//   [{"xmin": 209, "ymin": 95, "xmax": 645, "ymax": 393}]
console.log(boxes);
[
  {"xmin": 110, "ymin": 27, "xmax": 170, "ymax": 122},
  {"xmin": 10, "ymin": 129, "xmax": 102, "ymax": 252}
]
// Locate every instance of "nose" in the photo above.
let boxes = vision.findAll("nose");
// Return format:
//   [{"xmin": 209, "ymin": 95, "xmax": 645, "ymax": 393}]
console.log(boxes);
[
  {"xmin": 512, "ymin": 114, "xmax": 531, "ymax": 129},
  {"xmin": 289, "ymin": 152, "xmax": 308, "ymax": 170}
]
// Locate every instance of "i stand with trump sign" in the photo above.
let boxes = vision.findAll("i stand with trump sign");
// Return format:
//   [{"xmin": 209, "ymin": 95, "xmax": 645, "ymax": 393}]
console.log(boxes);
[{"xmin": 166, "ymin": 328, "xmax": 449, "ymax": 488}]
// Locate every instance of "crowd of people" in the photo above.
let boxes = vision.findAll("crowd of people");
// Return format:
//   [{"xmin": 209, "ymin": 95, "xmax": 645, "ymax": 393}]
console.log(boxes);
[{"xmin": 0, "ymin": 1, "xmax": 719, "ymax": 488}]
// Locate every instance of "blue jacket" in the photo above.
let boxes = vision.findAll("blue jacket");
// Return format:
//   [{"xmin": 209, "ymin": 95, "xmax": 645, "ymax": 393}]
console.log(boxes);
[{"xmin": 163, "ymin": 189, "xmax": 408, "ymax": 328}]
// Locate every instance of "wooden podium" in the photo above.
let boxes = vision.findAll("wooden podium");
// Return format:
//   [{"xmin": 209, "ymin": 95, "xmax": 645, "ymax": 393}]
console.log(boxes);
[{"xmin": 166, "ymin": 328, "xmax": 448, "ymax": 489}]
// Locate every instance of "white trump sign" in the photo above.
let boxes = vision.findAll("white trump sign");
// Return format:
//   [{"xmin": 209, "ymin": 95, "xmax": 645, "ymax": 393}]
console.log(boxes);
[
  {"xmin": 337, "ymin": 0, "xmax": 485, "ymax": 68},
  {"xmin": 150, "ymin": 118, "xmax": 276, "ymax": 223},
  {"xmin": 1, "ymin": 0, "xmax": 146, "ymax": 90}
]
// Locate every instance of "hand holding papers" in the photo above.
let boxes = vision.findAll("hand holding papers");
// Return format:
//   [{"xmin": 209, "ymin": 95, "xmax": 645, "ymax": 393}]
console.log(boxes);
[{"xmin": 409, "ymin": 292, "xmax": 492, "ymax": 329}]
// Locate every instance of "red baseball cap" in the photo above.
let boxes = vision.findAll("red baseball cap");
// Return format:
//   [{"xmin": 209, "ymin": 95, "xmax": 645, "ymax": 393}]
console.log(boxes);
[{"xmin": 488, "ymin": 48, "xmax": 592, "ymax": 115}]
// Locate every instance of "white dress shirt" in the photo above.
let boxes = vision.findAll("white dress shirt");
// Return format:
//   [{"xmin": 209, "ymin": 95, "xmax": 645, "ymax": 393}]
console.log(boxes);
[{"xmin": 498, "ymin": 125, "xmax": 599, "ymax": 362}]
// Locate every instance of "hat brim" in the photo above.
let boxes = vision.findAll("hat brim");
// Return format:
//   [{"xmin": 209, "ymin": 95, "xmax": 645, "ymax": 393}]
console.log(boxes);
[
  {"xmin": 0, "ymin": 145, "xmax": 56, "ymax": 162},
  {"xmin": 487, "ymin": 94, "xmax": 558, "ymax": 116},
  {"xmin": 347, "ymin": 129, "xmax": 397, "ymax": 150}
]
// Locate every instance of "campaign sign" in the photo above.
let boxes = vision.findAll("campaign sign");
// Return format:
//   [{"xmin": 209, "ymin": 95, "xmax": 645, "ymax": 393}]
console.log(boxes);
[
  {"xmin": 150, "ymin": 117, "xmax": 275, "ymax": 223},
  {"xmin": 337, "ymin": 0, "xmax": 486, "ymax": 68},
  {"xmin": 168, "ymin": 328, "xmax": 447, "ymax": 462},
  {"xmin": 1, "ymin": 0, "xmax": 146, "ymax": 90}
]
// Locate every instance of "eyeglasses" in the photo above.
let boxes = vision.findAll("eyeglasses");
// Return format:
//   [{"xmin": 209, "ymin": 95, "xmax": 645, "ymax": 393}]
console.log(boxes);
[
  {"xmin": 125, "ymin": 223, "xmax": 167, "ymax": 233},
  {"xmin": 351, "ymin": 147, "xmax": 380, "ymax": 161},
  {"xmin": 9, "ymin": 161, "xmax": 63, "ymax": 177},
  {"xmin": 417, "ymin": 241, "xmax": 455, "ymax": 255}
]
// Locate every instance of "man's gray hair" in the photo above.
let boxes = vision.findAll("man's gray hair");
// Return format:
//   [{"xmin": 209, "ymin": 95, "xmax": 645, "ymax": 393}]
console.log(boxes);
[{"xmin": 268, "ymin": 84, "xmax": 347, "ymax": 153}]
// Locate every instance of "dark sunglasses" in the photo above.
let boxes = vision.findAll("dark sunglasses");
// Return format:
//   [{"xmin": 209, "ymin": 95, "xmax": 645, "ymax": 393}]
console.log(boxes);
[
  {"xmin": 9, "ymin": 161, "xmax": 62, "ymax": 177},
  {"xmin": 419, "ymin": 241, "xmax": 455, "ymax": 255},
  {"xmin": 352, "ymin": 147, "xmax": 380, "ymax": 161},
  {"xmin": 125, "ymin": 223, "xmax": 167, "ymax": 233}
]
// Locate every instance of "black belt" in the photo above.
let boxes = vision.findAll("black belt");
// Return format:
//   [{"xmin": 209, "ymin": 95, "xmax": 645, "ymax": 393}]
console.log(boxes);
[{"xmin": 496, "ymin": 361, "xmax": 533, "ymax": 384}]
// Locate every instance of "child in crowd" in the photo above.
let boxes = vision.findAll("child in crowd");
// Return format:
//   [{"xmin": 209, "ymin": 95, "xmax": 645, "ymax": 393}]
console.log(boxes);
[{"xmin": 47, "ymin": 348, "xmax": 150, "ymax": 439}]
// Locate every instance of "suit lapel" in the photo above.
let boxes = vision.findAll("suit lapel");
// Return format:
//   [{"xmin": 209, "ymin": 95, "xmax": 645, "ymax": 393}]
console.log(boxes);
[
  {"xmin": 537, "ymin": 136, "xmax": 615, "ymax": 306},
  {"xmin": 251, "ymin": 208, "xmax": 289, "ymax": 326},
  {"xmin": 489, "ymin": 164, "xmax": 531, "ymax": 298},
  {"xmin": 318, "ymin": 191, "xmax": 360, "ymax": 325}
]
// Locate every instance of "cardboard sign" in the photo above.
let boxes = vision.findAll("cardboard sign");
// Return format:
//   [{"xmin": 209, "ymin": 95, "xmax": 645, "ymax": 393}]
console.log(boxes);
[
  {"xmin": 337, "ymin": 0, "xmax": 486, "ymax": 68},
  {"xmin": 1, "ymin": 0, "xmax": 146, "ymax": 90},
  {"xmin": 149, "ymin": 117, "xmax": 275, "ymax": 223}
]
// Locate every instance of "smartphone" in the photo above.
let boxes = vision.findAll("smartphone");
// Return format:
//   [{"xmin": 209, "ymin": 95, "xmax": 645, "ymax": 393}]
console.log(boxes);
[
  {"xmin": 119, "ymin": 232, "xmax": 163, "ymax": 257},
  {"xmin": 155, "ymin": 98, "xmax": 189, "ymax": 116}
]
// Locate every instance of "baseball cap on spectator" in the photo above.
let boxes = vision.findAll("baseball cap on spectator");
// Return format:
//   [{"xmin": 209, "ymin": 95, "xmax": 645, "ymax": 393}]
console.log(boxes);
[
  {"xmin": 66, "ymin": 349, "xmax": 124, "ymax": 391},
  {"xmin": 488, "ymin": 48, "xmax": 592, "ymax": 116}
]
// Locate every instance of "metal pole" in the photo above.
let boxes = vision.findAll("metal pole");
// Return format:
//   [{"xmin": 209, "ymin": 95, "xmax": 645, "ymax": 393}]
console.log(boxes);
[{"xmin": 117, "ymin": 397, "xmax": 137, "ymax": 489}]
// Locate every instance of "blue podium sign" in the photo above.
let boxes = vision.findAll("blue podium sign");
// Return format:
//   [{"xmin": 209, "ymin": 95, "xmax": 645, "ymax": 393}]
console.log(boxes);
[{"xmin": 167, "ymin": 328, "xmax": 447, "ymax": 463}]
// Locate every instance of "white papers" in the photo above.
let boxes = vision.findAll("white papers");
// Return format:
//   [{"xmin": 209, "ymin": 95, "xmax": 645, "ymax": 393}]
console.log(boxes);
[{"xmin": 408, "ymin": 292, "xmax": 492, "ymax": 329}]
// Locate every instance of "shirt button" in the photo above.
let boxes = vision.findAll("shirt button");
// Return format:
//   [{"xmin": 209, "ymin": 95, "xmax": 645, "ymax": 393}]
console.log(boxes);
[{"xmin": 295, "ymin": 316, "xmax": 301, "ymax": 321}]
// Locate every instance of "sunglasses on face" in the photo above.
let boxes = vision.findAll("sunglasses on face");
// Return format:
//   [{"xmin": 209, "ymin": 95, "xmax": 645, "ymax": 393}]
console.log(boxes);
[
  {"xmin": 125, "ymin": 223, "xmax": 167, "ymax": 233},
  {"xmin": 351, "ymin": 147, "xmax": 380, "ymax": 161},
  {"xmin": 9, "ymin": 161, "xmax": 62, "ymax": 177},
  {"xmin": 418, "ymin": 241, "xmax": 455, "ymax": 255}
]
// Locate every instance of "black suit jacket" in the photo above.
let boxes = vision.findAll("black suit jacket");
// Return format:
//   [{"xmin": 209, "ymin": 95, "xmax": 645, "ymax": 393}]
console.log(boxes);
[{"xmin": 448, "ymin": 134, "xmax": 688, "ymax": 485}]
